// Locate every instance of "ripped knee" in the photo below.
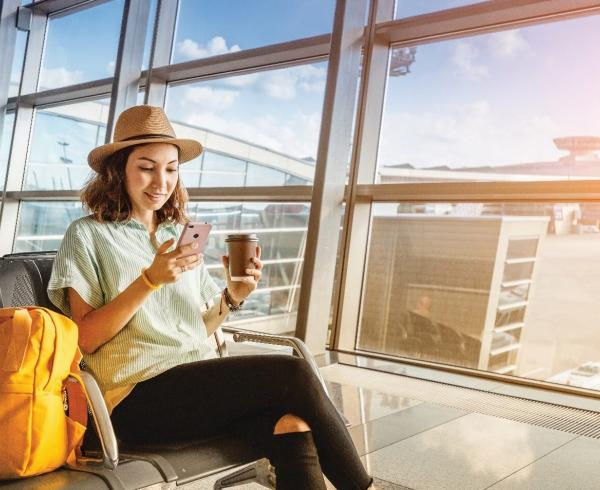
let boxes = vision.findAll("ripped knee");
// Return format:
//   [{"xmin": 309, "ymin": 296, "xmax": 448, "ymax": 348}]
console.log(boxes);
[{"xmin": 273, "ymin": 413, "xmax": 311, "ymax": 434}]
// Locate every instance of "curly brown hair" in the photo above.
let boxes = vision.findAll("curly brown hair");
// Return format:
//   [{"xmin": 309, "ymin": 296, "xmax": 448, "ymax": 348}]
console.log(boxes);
[{"xmin": 81, "ymin": 144, "xmax": 189, "ymax": 224}]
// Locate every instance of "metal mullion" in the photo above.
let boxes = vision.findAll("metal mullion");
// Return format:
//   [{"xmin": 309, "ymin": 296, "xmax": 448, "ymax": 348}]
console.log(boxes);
[
  {"xmin": 144, "ymin": 0, "xmax": 178, "ymax": 107},
  {"xmin": 377, "ymin": 0, "xmax": 600, "ymax": 47},
  {"xmin": 104, "ymin": 0, "xmax": 151, "ymax": 140},
  {"xmin": 6, "ymin": 185, "xmax": 313, "ymax": 202},
  {"xmin": 332, "ymin": 0, "xmax": 395, "ymax": 352},
  {"xmin": 0, "ymin": 7, "xmax": 48, "ymax": 255},
  {"xmin": 0, "ymin": 0, "xmax": 19, "ymax": 163},
  {"xmin": 153, "ymin": 34, "xmax": 331, "ymax": 86},
  {"xmin": 295, "ymin": 0, "xmax": 368, "ymax": 354},
  {"xmin": 10, "ymin": 78, "xmax": 113, "ymax": 109},
  {"xmin": 357, "ymin": 181, "xmax": 600, "ymax": 203},
  {"xmin": 24, "ymin": 0, "xmax": 112, "ymax": 16}
]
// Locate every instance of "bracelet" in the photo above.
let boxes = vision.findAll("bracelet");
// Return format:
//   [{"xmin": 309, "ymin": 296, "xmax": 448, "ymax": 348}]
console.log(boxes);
[
  {"xmin": 140, "ymin": 268, "xmax": 161, "ymax": 290},
  {"xmin": 223, "ymin": 287, "xmax": 244, "ymax": 311}
]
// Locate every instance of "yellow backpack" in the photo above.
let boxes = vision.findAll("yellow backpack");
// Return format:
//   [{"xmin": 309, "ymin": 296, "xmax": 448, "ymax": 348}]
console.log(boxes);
[{"xmin": 0, "ymin": 307, "xmax": 87, "ymax": 479}]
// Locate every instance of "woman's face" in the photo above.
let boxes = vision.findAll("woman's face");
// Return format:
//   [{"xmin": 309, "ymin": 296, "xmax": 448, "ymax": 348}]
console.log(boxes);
[{"xmin": 124, "ymin": 143, "xmax": 180, "ymax": 215}]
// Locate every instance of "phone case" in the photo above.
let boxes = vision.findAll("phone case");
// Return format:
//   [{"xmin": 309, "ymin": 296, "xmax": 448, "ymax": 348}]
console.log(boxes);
[{"xmin": 177, "ymin": 222, "xmax": 212, "ymax": 257}]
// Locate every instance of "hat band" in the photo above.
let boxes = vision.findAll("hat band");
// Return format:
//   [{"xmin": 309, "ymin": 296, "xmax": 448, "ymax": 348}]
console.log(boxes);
[{"xmin": 119, "ymin": 133, "xmax": 175, "ymax": 142}]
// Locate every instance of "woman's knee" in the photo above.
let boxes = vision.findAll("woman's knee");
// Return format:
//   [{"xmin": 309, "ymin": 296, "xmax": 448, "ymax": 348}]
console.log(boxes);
[{"xmin": 273, "ymin": 413, "xmax": 311, "ymax": 434}]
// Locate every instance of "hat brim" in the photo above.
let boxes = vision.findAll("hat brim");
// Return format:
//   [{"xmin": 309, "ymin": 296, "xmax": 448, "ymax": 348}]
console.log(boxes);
[{"xmin": 88, "ymin": 137, "xmax": 203, "ymax": 172}]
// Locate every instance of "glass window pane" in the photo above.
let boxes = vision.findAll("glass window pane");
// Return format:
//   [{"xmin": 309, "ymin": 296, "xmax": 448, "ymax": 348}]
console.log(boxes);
[
  {"xmin": 245, "ymin": 163, "xmax": 285, "ymax": 186},
  {"xmin": 0, "ymin": 112, "xmax": 15, "ymax": 191},
  {"xmin": 39, "ymin": 0, "xmax": 124, "ymax": 90},
  {"xmin": 173, "ymin": 0, "xmax": 334, "ymax": 63},
  {"xmin": 187, "ymin": 201, "xmax": 308, "ymax": 333},
  {"xmin": 166, "ymin": 63, "xmax": 326, "ymax": 186},
  {"xmin": 9, "ymin": 31, "xmax": 27, "ymax": 98},
  {"xmin": 15, "ymin": 201, "xmax": 85, "ymax": 252},
  {"xmin": 25, "ymin": 99, "xmax": 109, "ymax": 191},
  {"xmin": 15, "ymin": 201, "xmax": 309, "ymax": 336},
  {"xmin": 185, "ymin": 151, "xmax": 246, "ymax": 188},
  {"xmin": 379, "ymin": 15, "xmax": 600, "ymax": 183},
  {"xmin": 395, "ymin": 1, "xmax": 485, "ymax": 19},
  {"xmin": 357, "ymin": 201, "xmax": 600, "ymax": 391}
]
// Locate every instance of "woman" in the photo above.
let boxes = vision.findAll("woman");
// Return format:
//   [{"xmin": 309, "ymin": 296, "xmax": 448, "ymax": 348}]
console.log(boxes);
[{"xmin": 48, "ymin": 105, "xmax": 373, "ymax": 490}]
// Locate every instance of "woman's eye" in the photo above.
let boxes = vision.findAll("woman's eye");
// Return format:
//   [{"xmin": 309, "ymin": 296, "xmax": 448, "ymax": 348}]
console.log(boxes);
[
  {"xmin": 140, "ymin": 167, "xmax": 153, "ymax": 171},
  {"xmin": 167, "ymin": 168, "xmax": 178, "ymax": 173}
]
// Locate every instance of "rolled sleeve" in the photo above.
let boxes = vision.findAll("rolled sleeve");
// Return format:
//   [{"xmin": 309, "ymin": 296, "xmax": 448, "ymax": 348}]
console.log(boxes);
[{"xmin": 47, "ymin": 220, "xmax": 104, "ymax": 316}]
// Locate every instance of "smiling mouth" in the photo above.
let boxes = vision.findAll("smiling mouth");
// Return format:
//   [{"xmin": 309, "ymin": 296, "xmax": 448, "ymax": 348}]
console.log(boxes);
[{"xmin": 145, "ymin": 192, "xmax": 166, "ymax": 200}]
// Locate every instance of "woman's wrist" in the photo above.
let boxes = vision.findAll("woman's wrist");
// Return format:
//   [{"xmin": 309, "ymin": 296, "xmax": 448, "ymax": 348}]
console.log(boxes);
[
  {"xmin": 223, "ymin": 287, "xmax": 244, "ymax": 310},
  {"xmin": 141, "ymin": 268, "xmax": 161, "ymax": 290}
]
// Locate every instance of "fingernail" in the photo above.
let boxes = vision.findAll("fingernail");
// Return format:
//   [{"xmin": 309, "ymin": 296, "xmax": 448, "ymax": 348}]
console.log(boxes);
[{"xmin": 192, "ymin": 242, "xmax": 198, "ymax": 249}]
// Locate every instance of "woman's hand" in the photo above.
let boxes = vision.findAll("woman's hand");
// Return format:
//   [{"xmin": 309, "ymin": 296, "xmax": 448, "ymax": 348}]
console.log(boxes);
[
  {"xmin": 222, "ymin": 245, "xmax": 262, "ymax": 304},
  {"xmin": 146, "ymin": 238, "xmax": 203, "ymax": 285}
]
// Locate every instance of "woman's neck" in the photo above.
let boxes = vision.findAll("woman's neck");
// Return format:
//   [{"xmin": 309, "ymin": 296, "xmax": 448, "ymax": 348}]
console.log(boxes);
[{"xmin": 131, "ymin": 209, "xmax": 157, "ymax": 233}]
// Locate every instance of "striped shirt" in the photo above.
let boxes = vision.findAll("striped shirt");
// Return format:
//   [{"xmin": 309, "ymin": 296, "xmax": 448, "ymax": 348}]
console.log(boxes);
[{"xmin": 48, "ymin": 216, "xmax": 221, "ymax": 402}]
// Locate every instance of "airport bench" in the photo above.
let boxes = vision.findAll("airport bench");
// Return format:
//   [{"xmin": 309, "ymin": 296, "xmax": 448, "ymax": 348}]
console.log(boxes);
[{"xmin": 0, "ymin": 251, "xmax": 329, "ymax": 489}]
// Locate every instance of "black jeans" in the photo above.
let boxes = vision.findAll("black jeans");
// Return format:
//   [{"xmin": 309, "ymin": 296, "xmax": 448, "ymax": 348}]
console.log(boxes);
[{"xmin": 110, "ymin": 355, "xmax": 371, "ymax": 490}]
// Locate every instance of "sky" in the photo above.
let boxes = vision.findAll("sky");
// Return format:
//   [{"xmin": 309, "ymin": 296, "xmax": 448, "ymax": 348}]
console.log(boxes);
[{"xmin": 8, "ymin": 0, "xmax": 600, "ymax": 175}]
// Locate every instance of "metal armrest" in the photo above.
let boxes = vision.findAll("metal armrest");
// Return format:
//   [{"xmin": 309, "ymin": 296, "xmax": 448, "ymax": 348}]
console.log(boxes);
[
  {"xmin": 71, "ymin": 371, "xmax": 120, "ymax": 469},
  {"xmin": 231, "ymin": 330, "xmax": 350, "ymax": 427}
]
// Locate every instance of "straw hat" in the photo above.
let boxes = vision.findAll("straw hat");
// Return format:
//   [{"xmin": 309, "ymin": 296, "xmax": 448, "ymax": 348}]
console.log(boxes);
[{"xmin": 87, "ymin": 105, "xmax": 203, "ymax": 171}]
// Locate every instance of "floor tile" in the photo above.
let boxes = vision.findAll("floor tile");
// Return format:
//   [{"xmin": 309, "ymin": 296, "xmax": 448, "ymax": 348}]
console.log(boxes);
[
  {"xmin": 325, "ymin": 380, "xmax": 424, "ymax": 427},
  {"xmin": 349, "ymin": 402, "xmax": 468, "ymax": 456},
  {"xmin": 362, "ymin": 412, "xmax": 576, "ymax": 490},
  {"xmin": 489, "ymin": 436, "xmax": 600, "ymax": 490}
]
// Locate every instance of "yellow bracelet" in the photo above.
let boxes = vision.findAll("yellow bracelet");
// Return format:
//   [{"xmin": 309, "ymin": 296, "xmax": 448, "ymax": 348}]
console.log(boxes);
[{"xmin": 141, "ymin": 268, "xmax": 161, "ymax": 290}]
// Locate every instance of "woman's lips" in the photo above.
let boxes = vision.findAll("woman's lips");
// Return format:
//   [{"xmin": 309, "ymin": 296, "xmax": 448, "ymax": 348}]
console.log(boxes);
[{"xmin": 145, "ymin": 192, "xmax": 165, "ymax": 202}]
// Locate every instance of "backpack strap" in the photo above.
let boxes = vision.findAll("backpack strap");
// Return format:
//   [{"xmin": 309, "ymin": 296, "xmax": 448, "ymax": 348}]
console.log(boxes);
[{"xmin": 0, "ymin": 308, "xmax": 32, "ymax": 372}]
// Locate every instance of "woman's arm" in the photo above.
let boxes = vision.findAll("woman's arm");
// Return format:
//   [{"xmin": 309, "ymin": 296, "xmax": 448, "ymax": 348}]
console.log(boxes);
[
  {"xmin": 69, "ymin": 278, "xmax": 154, "ymax": 354},
  {"xmin": 71, "ymin": 238, "xmax": 202, "ymax": 354},
  {"xmin": 202, "ymin": 294, "xmax": 231, "ymax": 337}
]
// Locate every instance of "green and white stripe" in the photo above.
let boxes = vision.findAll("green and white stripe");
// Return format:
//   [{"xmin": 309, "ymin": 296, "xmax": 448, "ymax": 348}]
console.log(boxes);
[{"xmin": 48, "ymin": 216, "xmax": 220, "ymax": 393}]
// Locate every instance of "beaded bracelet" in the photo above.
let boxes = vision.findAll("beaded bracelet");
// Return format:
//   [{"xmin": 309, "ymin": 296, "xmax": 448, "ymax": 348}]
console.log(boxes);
[
  {"xmin": 223, "ymin": 287, "xmax": 244, "ymax": 311},
  {"xmin": 140, "ymin": 268, "xmax": 162, "ymax": 290}
]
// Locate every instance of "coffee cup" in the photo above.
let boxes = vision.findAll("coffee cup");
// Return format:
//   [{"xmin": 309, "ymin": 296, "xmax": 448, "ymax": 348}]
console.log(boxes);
[{"xmin": 225, "ymin": 233, "xmax": 259, "ymax": 281}]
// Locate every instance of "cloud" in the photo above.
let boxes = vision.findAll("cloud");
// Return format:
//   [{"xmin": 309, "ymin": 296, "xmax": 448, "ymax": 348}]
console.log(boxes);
[
  {"xmin": 452, "ymin": 42, "xmax": 489, "ymax": 81},
  {"xmin": 183, "ymin": 85, "xmax": 239, "ymax": 112},
  {"xmin": 378, "ymin": 100, "xmax": 562, "ymax": 169},
  {"xmin": 176, "ymin": 36, "xmax": 241, "ymax": 60},
  {"xmin": 106, "ymin": 61, "xmax": 116, "ymax": 74},
  {"xmin": 258, "ymin": 64, "xmax": 327, "ymax": 100},
  {"xmin": 488, "ymin": 29, "xmax": 530, "ymax": 58},
  {"xmin": 39, "ymin": 67, "xmax": 84, "ymax": 89}
]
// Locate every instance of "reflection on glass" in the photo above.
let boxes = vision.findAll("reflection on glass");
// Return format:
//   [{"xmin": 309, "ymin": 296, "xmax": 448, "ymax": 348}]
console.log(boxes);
[
  {"xmin": 357, "ymin": 201, "xmax": 600, "ymax": 391},
  {"xmin": 379, "ymin": 15, "xmax": 600, "ymax": 183},
  {"xmin": 166, "ymin": 62, "xmax": 326, "ymax": 185},
  {"xmin": 39, "ymin": 0, "xmax": 124, "ymax": 90},
  {"xmin": 25, "ymin": 100, "xmax": 109, "ymax": 190},
  {"xmin": 173, "ymin": 0, "xmax": 334, "ymax": 63},
  {"xmin": 15, "ymin": 201, "xmax": 309, "ymax": 335},
  {"xmin": 9, "ymin": 31, "xmax": 27, "ymax": 98},
  {"xmin": 0, "ymin": 112, "xmax": 15, "ymax": 191},
  {"xmin": 395, "ymin": 0, "xmax": 484, "ymax": 18}
]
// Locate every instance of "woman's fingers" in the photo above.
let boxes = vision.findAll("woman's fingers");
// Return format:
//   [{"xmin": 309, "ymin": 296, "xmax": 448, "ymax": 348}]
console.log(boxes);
[
  {"xmin": 174, "ymin": 254, "xmax": 203, "ymax": 269},
  {"xmin": 245, "ymin": 268, "xmax": 262, "ymax": 282}
]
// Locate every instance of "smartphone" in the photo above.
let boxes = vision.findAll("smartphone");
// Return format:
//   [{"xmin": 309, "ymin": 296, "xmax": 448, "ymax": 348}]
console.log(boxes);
[{"xmin": 176, "ymin": 222, "xmax": 212, "ymax": 257}]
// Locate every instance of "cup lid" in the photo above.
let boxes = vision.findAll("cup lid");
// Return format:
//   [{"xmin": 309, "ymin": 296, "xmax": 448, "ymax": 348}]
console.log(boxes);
[{"xmin": 225, "ymin": 233, "xmax": 259, "ymax": 242}]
